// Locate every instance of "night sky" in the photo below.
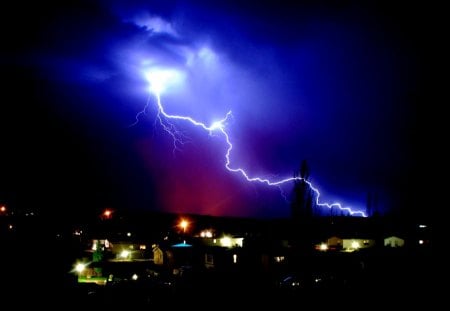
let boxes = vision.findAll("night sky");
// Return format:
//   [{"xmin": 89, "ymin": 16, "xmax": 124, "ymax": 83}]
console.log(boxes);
[{"xmin": 0, "ymin": 1, "xmax": 433, "ymax": 219}]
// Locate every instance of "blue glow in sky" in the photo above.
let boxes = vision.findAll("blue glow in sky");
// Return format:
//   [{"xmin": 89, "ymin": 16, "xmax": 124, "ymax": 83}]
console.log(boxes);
[{"xmin": 0, "ymin": 0, "xmax": 431, "ymax": 218}]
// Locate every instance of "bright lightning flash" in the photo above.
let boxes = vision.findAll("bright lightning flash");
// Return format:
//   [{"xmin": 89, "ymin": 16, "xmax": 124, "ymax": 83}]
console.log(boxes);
[{"xmin": 140, "ymin": 69, "xmax": 366, "ymax": 217}]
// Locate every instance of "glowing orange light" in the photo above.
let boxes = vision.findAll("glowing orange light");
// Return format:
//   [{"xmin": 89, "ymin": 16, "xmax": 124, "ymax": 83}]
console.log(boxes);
[
  {"xmin": 179, "ymin": 219, "xmax": 189, "ymax": 233},
  {"xmin": 103, "ymin": 209, "xmax": 113, "ymax": 219}
]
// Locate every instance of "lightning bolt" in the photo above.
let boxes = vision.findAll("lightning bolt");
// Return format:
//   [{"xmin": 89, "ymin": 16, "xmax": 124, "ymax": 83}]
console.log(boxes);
[{"xmin": 138, "ymin": 72, "xmax": 367, "ymax": 217}]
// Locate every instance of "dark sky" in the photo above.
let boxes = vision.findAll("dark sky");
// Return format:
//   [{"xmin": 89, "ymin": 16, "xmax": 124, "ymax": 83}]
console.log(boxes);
[{"xmin": 0, "ymin": 0, "xmax": 433, "ymax": 219}]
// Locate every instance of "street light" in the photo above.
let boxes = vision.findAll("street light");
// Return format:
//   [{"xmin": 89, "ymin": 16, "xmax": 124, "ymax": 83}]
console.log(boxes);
[
  {"xmin": 75, "ymin": 263, "xmax": 87, "ymax": 273},
  {"xmin": 179, "ymin": 219, "xmax": 189, "ymax": 233},
  {"xmin": 0, "ymin": 205, "xmax": 7, "ymax": 216},
  {"xmin": 102, "ymin": 209, "xmax": 113, "ymax": 220}
]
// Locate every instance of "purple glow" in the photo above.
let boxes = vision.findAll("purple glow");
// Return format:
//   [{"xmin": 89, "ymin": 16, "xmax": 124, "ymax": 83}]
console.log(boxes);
[
  {"xmin": 3, "ymin": 1, "xmax": 422, "ymax": 218},
  {"xmin": 140, "ymin": 69, "xmax": 366, "ymax": 217}
]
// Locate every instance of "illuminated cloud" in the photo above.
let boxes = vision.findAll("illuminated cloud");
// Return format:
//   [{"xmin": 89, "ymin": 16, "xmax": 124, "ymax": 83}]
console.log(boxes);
[
  {"xmin": 129, "ymin": 14, "xmax": 177, "ymax": 36},
  {"xmin": 3, "ymin": 1, "xmax": 425, "ymax": 218}
]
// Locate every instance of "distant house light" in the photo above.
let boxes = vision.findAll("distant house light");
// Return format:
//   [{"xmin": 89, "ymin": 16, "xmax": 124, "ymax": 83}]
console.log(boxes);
[
  {"xmin": 120, "ymin": 250, "xmax": 130, "ymax": 258},
  {"xmin": 220, "ymin": 236, "xmax": 232, "ymax": 247},
  {"xmin": 200, "ymin": 230, "xmax": 213, "ymax": 238},
  {"xmin": 351, "ymin": 241, "xmax": 360, "ymax": 249}
]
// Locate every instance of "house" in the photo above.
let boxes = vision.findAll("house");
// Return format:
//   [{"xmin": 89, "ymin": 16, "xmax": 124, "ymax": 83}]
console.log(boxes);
[
  {"xmin": 342, "ymin": 238, "xmax": 375, "ymax": 251},
  {"xmin": 384, "ymin": 236, "xmax": 405, "ymax": 248}
]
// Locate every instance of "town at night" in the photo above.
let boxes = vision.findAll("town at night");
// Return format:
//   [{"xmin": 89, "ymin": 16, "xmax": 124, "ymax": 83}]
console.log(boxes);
[{"xmin": 1, "ymin": 0, "xmax": 433, "ymax": 307}]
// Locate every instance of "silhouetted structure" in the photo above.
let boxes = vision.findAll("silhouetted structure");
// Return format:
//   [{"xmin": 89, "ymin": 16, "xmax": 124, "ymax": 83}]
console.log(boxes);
[
  {"xmin": 291, "ymin": 160, "xmax": 314, "ymax": 220},
  {"xmin": 290, "ymin": 160, "xmax": 316, "ymax": 253}
]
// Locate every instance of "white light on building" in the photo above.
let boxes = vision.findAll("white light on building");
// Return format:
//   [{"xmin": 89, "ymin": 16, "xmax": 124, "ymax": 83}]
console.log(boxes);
[{"xmin": 220, "ymin": 236, "xmax": 232, "ymax": 247}]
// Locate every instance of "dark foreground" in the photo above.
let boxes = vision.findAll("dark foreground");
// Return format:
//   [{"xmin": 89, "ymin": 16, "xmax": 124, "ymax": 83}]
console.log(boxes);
[{"xmin": 3, "ymin": 244, "xmax": 433, "ymax": 308}]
